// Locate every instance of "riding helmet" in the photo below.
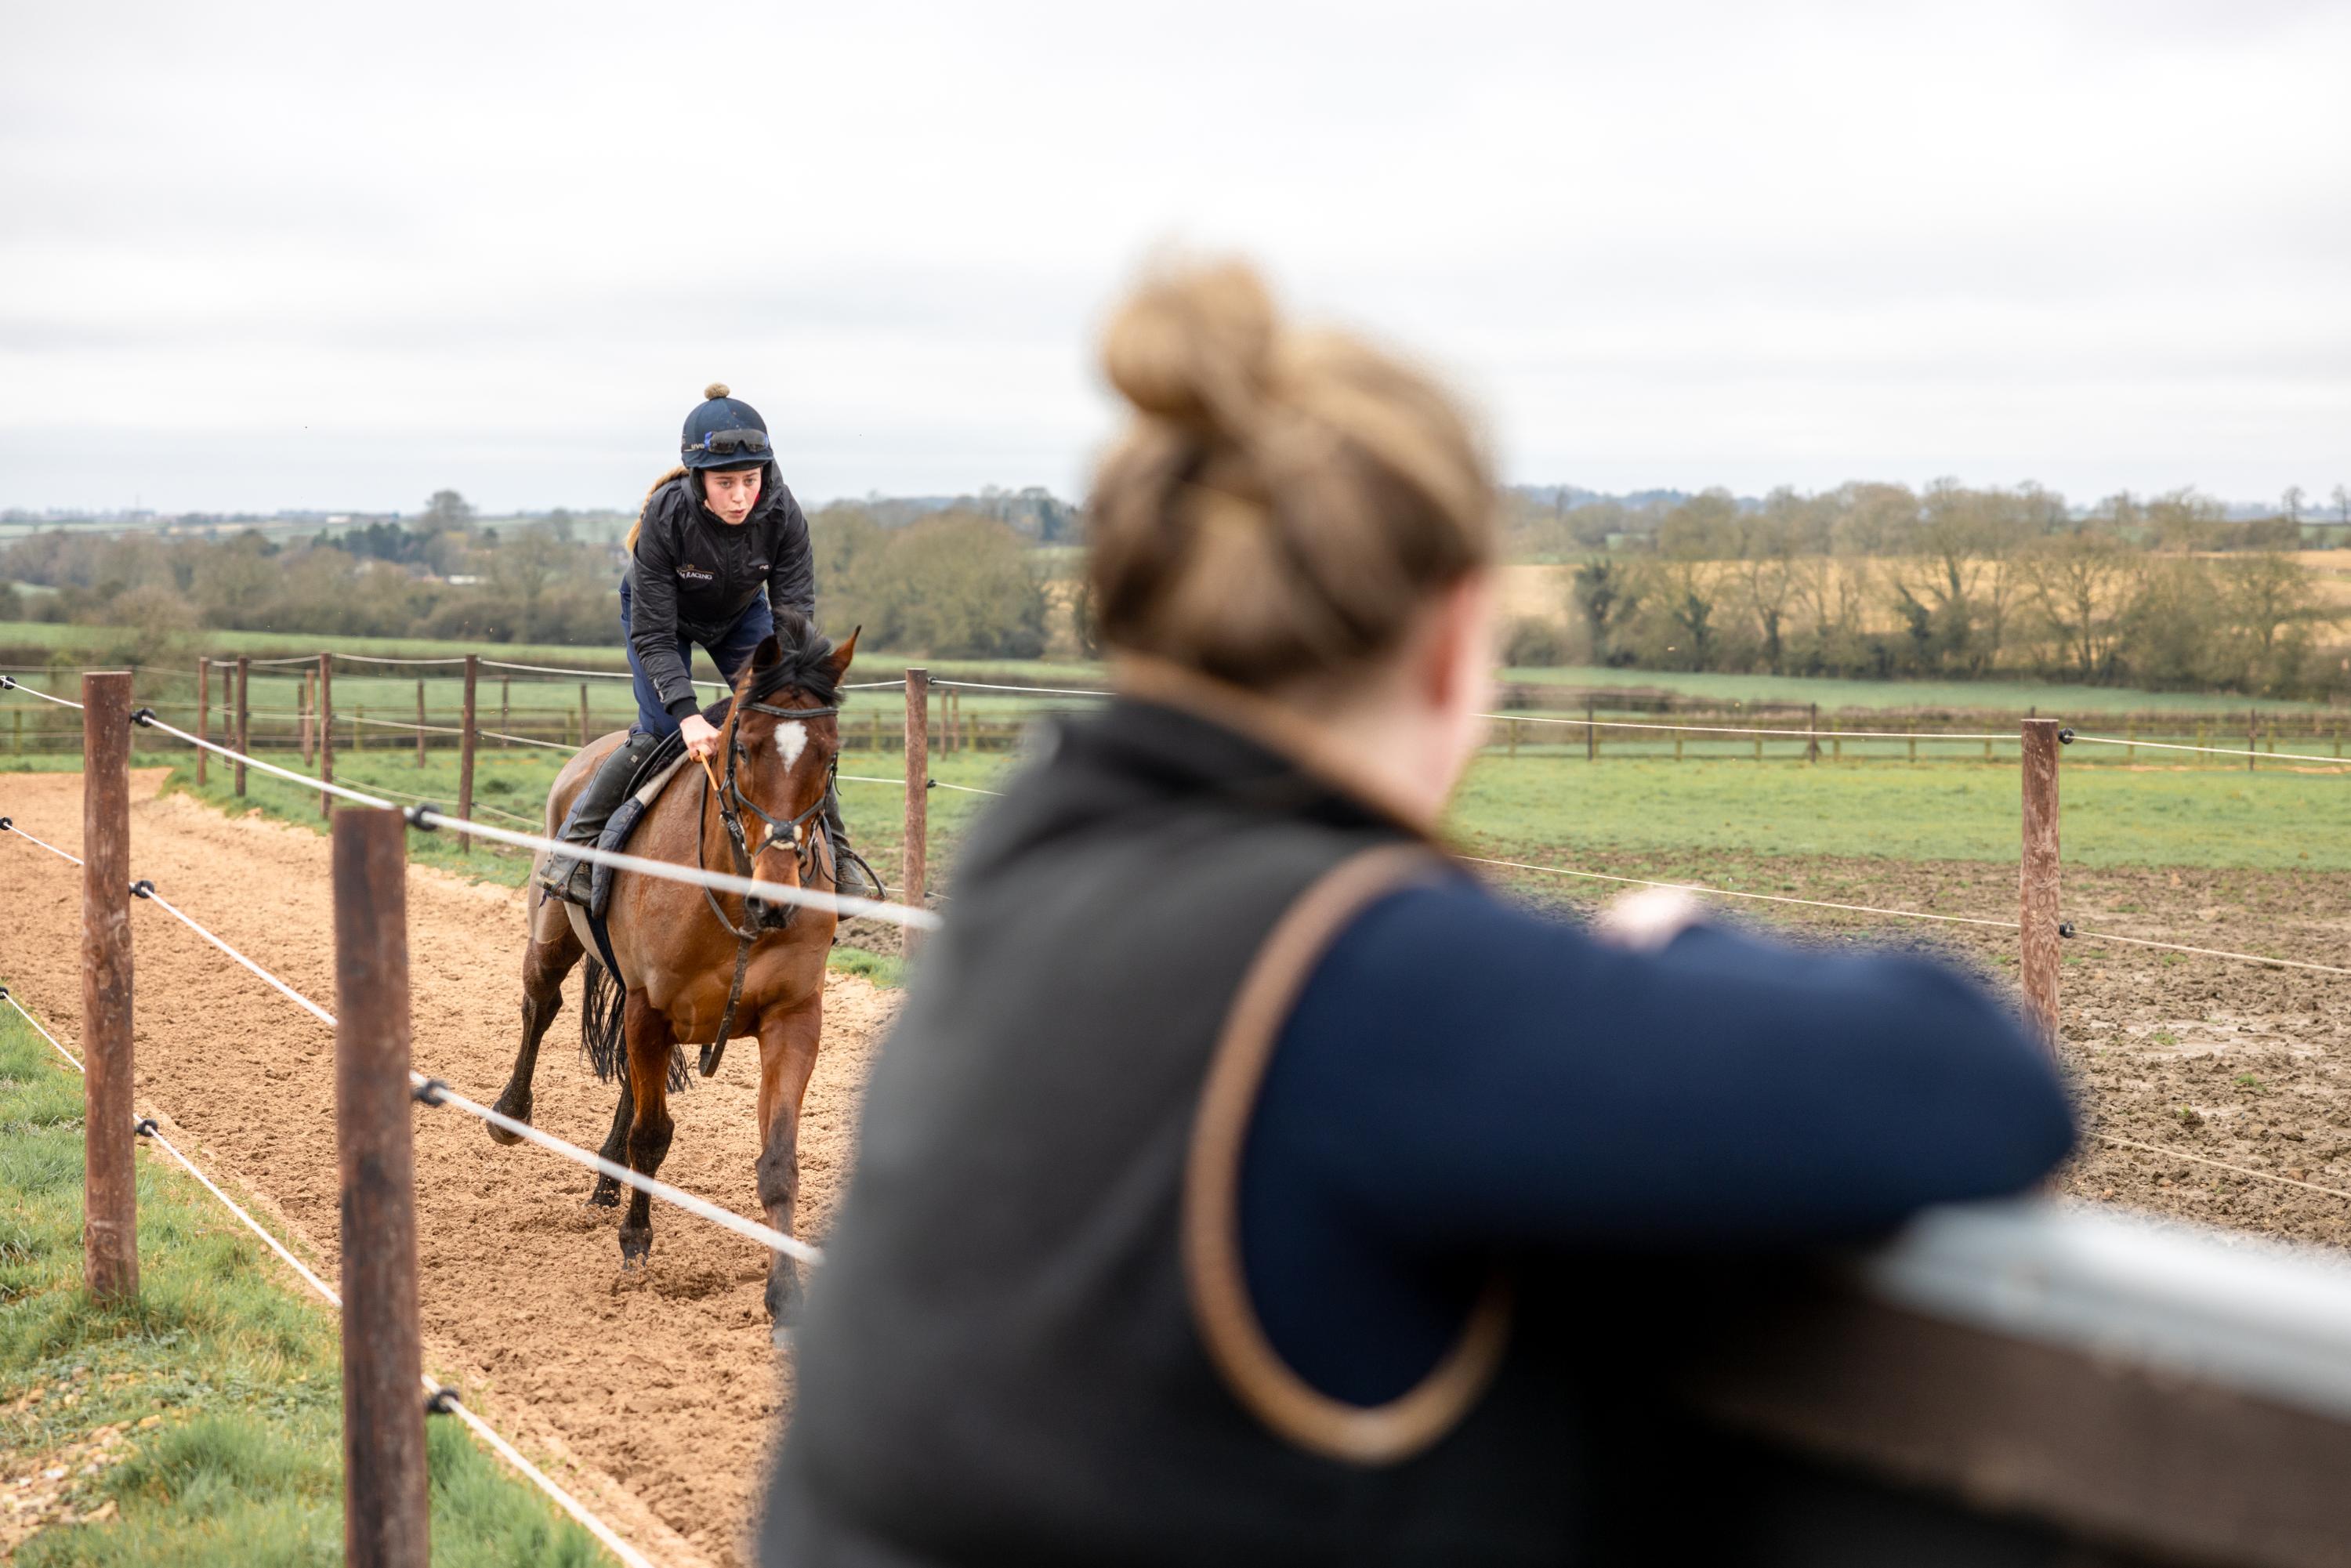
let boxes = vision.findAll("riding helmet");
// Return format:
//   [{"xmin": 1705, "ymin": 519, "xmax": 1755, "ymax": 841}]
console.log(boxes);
[{"xmin": 682, "ymin": 382, "xmax": 772, "ymax": 471}]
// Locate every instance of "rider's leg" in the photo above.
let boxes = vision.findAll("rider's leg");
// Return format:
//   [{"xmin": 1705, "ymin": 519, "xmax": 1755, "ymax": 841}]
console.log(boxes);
[
  {"xmin": 538, "ymin": 583, "xmax": 693, "ymax": 905},
  {"xmin": 819, "ymin": 783, "xmax": 885, "ymax": 903}
]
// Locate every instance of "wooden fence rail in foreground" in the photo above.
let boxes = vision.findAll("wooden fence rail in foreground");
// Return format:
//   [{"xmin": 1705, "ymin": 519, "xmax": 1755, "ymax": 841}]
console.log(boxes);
[
  {"xmin": 81, "ymin": 671, "xmax": 137, "ymax": 1302},
  {"xmin": 1692, "ymin": 1200, "xmax": 2351, "ymax": 1568},
  {"xmin": 331, "ymin": 808, "xmax": 429, "ymax": 1567}
]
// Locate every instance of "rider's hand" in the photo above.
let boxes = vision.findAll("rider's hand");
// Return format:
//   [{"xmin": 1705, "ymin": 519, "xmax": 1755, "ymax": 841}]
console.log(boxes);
[{"xmin": 679, "ymin": 713, "xmax": 721, "ymax": 762}]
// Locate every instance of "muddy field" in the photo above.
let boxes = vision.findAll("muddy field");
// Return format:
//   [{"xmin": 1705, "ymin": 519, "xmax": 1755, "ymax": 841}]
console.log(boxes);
[
  {"xmin": 1501, "ymin": 849, "xmax": 2351, "ymax": 1247},
  {"xmin": 2, "ymin": 775, "xmax": 2347, "ymax": 1563}
]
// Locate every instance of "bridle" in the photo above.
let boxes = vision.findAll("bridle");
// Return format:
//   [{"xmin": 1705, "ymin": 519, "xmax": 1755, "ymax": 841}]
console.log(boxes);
[{"xmin": 692, "ymin": 686, "xmax": 840, "ymax": 1075}]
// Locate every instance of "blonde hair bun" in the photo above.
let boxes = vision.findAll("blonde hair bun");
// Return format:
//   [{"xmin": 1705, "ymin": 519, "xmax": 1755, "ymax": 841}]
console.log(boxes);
[
  {"xmin": 704, "ymin": 382, "xmax": 731, "ymax": 400},
  {"xmin": 1102, "ymin": 263, "xmax": 1276, "ymax": 435},
  {"xmin": 1087, "ymin": 259, "xmax": 1495, "ymax": 693}
]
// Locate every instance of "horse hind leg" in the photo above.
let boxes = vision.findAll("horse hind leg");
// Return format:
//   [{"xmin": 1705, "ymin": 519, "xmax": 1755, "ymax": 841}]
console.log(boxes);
[
  {"xmin": 487, "ymin": 930, "xmax": 581, "ymax": 1146},
  {"xmin": 616, "ymin": 993, "xmax": 678, "ymax": 1270}
]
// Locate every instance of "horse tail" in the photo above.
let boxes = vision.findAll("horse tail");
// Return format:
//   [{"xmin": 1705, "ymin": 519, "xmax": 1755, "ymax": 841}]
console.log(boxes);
[
  {"xmin": 579, "ymin": 957, "xmax": 694, "ymax": 1092},
  {"xmin": 581, "ymin": 956, "xmax": 626, "ymax": 1083}
]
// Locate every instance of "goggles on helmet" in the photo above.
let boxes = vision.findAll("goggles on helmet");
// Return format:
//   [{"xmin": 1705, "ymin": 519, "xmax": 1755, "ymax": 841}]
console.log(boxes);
[{"xmin": 691, "ymin": 428, "xmax": 770, "ymax": 458}]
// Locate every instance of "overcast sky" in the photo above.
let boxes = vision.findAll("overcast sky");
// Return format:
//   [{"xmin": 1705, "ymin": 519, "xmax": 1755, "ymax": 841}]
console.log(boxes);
[{"xmin": 2, "ymin": 0, "xmax": 2346, "ymax": 515}]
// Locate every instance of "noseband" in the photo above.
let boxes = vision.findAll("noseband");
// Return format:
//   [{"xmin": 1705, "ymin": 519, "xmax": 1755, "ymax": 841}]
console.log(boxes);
[{"xmin": 694, "ymin": 693, "xmax": 839, "ymax": 1076}]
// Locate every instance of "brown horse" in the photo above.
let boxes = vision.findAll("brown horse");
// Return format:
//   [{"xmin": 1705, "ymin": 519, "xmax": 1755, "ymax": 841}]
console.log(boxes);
[{"xmin": 486, "ymin": 617, "xmax": 858, "ymax": 1328}]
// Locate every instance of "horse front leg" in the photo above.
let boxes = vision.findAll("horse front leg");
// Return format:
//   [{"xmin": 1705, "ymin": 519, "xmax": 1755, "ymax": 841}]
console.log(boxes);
[
  {"xmin": 754, "ymin": 995, "xmax": 824, "ymax": 1335},
  {"xmin": 587, "ymin": 1074, "xmax": 632, "ymax": 1208},
  {"xmin": 617, "ymin": 991, "xmax": 678, "ymax": 1272},
  {"xmin": 487, "ymin": 929, "xmax": 581, "ymax": 1145}
]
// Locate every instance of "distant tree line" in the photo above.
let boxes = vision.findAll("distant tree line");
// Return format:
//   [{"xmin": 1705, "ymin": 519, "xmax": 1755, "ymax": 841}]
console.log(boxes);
[
  {"xmin": 0, "ymin": 489, "xmax": 1065, "ymax": 662},
  {"xmin": 1509, "ymin": 482, "xmax": 2348, "ymax": 698}
]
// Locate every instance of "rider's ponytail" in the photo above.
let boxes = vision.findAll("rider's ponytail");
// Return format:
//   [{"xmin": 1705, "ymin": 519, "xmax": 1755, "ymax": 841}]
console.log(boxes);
[{"xmin": 1087, "ymin": 261, "xmax": 1495, "ymax": 691}]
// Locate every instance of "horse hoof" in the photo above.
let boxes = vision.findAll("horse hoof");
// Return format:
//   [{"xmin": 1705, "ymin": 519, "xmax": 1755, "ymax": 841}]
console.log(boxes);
[
  {"xmin": 770, "ymin": 1320, "xmax": 794, "ymax": 1353},
  {"xmin": 585, "ymin": 1179, "xmax": 621, "ymax": 1208},
  {"xmin": 618, "ymin": 1229, "xmax": 651, "ymax": 1266},
  {"xmin": 486, "ymin": 1097, "xmax": 529, "ymax": 1145},
  {"xmin": 486, "ymin": 1120, "xmax": 526, "ymax": 1148}
]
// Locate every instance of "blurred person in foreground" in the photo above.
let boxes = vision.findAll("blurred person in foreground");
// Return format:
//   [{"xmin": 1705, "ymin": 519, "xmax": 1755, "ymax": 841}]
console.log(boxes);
[{"xmin": 762, "ymin": 263, "xmax": 2074, "ymax": 1566}]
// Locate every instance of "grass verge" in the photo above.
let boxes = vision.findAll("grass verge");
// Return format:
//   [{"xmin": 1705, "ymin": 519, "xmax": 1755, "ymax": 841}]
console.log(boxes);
[{"xmin": 0, "ymin": 1001, "xmax": 612, "ymax": 1565}]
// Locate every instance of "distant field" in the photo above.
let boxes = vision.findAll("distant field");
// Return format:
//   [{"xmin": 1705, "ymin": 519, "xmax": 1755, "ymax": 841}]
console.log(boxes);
[{"xmin": 1494, "ymin": 664, "xmax": 2340, "ymax": 716}]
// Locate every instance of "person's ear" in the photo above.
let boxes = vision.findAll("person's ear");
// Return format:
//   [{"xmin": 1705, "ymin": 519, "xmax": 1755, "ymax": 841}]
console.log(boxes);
[{"xmin": 1420, "ymin": 571, "xmax": 1495, "ymax": 714}]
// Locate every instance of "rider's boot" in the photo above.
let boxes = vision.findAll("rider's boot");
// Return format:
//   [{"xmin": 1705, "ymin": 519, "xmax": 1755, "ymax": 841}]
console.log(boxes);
[
  {"xmin": 539, "ymin": 730, "xmax": 663, "ymax": 907},
  {"xmin": 821, "ymin": 784, "xmax": 886, "ymax": 906}
]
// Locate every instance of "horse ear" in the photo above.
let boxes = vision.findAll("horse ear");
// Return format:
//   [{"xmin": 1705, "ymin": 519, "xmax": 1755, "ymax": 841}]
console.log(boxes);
[
  {"xmin": 824, "ymin": 625, "xmax": 860, "ymax": 683},
  {"xmin": 750, "ymin": 634, "xmax": 783, "ymax": 671}
]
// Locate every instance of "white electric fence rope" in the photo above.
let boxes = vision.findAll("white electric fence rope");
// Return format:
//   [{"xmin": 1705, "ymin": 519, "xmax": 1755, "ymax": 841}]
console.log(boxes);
[
  {"xmin": 2069, "ymin": 733, "xmax": 2351, "ymax": 769},
  {"xmin": 0, "ymin": 677, "xmax": 85, "ymax": 708},
  {"xmin": 479, "ymin": 658, "xmax": 725, "ymax": 691},
  {"xmin": 329, "ymin": 653, "xmax": 469, "ymax": 665},
  {"xmin": 1468, "ymin": 855, "xmax": 2351, "ymax": 979},
  {"xmin": 3, "ymin": 818, "xmax": 84, "ymax": 867},
  {"xmin": 119, "ymin": 875, "xmax": 817, "ymax": 1263},
  {"xmin": 133, "ymin": 714, "xmax": 940, "ymax": 930},
  {"xmin": 1461, "ymin": 855, "xmax": 2022, "ymax": 931},
  {"xmin": 0, "ymin": 990, "xmax": 657, "ymax": 1567},
  {"xmin": 2096, "ymin": 1131, "xmax": 2351, "ymax": 1206},
  {"xmin": 929, "ymin": 679, "xmax": 1110, "ymax": 697},
  {"xmin": 1478, "ymin": 711, "xmax": 2013, "ymax": 743},
  {"xmin": 426, "ymin": 1082, "xmax": 818, "ymax": 1265},
  {"xmin": 4, "ymin": 990, "xmax": 83, "ymax": 1070}
]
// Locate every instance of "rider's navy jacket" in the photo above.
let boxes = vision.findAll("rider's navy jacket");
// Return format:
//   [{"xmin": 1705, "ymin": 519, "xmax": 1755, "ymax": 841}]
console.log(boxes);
[
  {"xmin": 628, "ymin": 465, "xmax": 815, "ymax": 718},
  {"xmin": 766, "ymin": 677, "xmax": 2076, "ymax": 1566}
]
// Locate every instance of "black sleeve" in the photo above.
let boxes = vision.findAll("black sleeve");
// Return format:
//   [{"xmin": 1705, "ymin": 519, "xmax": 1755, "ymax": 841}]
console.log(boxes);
[
  {"xmin": 768, "ymin": 484, "xmax": 817, "ymax": 622},
  {"xmin": 627, "ymin": 497, "xmax": 698, "ymax": 713}
]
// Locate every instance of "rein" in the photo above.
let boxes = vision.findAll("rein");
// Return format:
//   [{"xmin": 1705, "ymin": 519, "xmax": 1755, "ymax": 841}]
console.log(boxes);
[{"xmin": 694, "ymin": 694, "xmax": 840, "ymax": 1077}]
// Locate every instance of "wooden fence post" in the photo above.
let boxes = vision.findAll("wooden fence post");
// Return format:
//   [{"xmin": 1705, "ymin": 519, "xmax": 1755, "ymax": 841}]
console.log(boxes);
[
  {"xmin": 904, "ymin": 668, "xmax": 929, "ymax": 948},
  {"xmin": 1808, "ymin": 704, "xmax": 1820, "ymax": 764},
  {"xmin": 499, "ymin": 676, "xmax": 510, "ymax": 745},
  {"xmin": 195, "ymin": 657, "xmax": 210, "ymax": 787},
  {"xmin": 82, "ymin": 671, "xmax": 138, "ymax": 1302},
  {"xmin": 299, "ymin": 671, "xmax": 313, "ymax": 767},
  {"xmin": 415, "ymin": 679, "xmax": 426, "ymax": 768},
  {"xmin": 2020, "ymin": 719, "xmax": 2063, "ymax": 1051},
  {"xmin": 330, "ymin": 808, "xmax": 429, "ymax": 1568},
  {"xmin": 457, "ymin": 656, "xmax": 477, "ymax": 857},
  {"xmin": 2248, "ymin": 709, "xmax": 2257, "ymax": 773},
  {"xmin": 318, "ymin": 653, "xmax": 335, "ymax": 816},
  {"xmin": 1585, "ymin": 700, "xmax": 1596, "ymax": 762},
  {"xmin": 579, "ymin": 683, "xmax": 590, "ymax": 745},
  {"xmin": 235, "ymin": 656, "xmax": 251, "ymax": 798}
]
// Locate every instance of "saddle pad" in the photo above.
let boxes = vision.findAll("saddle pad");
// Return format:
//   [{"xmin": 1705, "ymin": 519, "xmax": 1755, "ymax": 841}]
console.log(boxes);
[{"xmin": 588, "ymin": 751, "xmax": 694, "ymax": 921}]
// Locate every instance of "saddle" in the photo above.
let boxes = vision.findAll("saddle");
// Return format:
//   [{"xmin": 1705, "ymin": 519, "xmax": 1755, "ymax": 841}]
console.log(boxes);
[
  {"xmin": 559, "ymin": 696, "xmax": 735, "ymax": 991},
  {"xmin": 585, "ymin": 695, "xmax": 737, "ymax": 921}
]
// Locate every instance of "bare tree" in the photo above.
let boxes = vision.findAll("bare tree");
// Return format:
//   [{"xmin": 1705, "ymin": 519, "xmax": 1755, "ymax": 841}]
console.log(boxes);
[{"xmin": 2022, "ymin": 531, "xmax": 2143, "ymax": 679}]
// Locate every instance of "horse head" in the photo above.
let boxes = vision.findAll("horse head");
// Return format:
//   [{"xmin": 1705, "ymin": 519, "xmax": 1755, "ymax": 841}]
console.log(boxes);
[{"xmin": 722, "ymin": 614, "xmax": 860, "ymax": 929}]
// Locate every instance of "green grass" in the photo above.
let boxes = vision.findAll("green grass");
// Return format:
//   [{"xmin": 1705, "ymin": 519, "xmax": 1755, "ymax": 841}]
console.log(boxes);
[
  {"xmin": 1448, "ymin": 755, "xmax": 2351, "ymax": 871},
  {"xmin": 0, "ymin": 1005, "xmax": 612, "ymax": 1566}
]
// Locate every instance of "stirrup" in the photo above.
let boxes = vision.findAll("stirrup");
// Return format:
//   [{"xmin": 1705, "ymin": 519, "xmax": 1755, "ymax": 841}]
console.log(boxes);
[
  {"xmin": 832, "ymin": 846, "xmax": 886, "ymax": 907},
  {"xmin": 538, "ymin": 854, "xmax": 595, "ymax": 907}
]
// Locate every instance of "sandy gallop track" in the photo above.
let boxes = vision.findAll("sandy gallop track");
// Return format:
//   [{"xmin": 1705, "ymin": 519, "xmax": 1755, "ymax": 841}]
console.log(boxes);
[{"xmin": 0, "ymin": 771, "xmax": 898, "ymax": 1567}]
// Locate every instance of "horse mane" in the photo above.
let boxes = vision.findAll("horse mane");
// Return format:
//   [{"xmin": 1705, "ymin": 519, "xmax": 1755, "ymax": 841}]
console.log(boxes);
[{"xmin": 740, "ymin": 607, "xmax": 842, "ymax": 708}]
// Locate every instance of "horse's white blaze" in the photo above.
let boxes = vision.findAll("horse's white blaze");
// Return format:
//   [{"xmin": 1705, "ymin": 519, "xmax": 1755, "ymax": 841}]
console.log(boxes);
[{"xmin": 773, "ymin": 719, "xmax": 809, "ymax": 769}]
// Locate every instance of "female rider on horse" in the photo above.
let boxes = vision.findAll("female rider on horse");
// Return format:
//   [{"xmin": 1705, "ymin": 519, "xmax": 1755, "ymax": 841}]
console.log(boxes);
[
  {"xmin": 764, "ymin": 266, "xmax": 2077, "ymax": 1564},
  {"xmin": 539, "ymin": 382, "xmax": 878, "ymax": 905}
]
